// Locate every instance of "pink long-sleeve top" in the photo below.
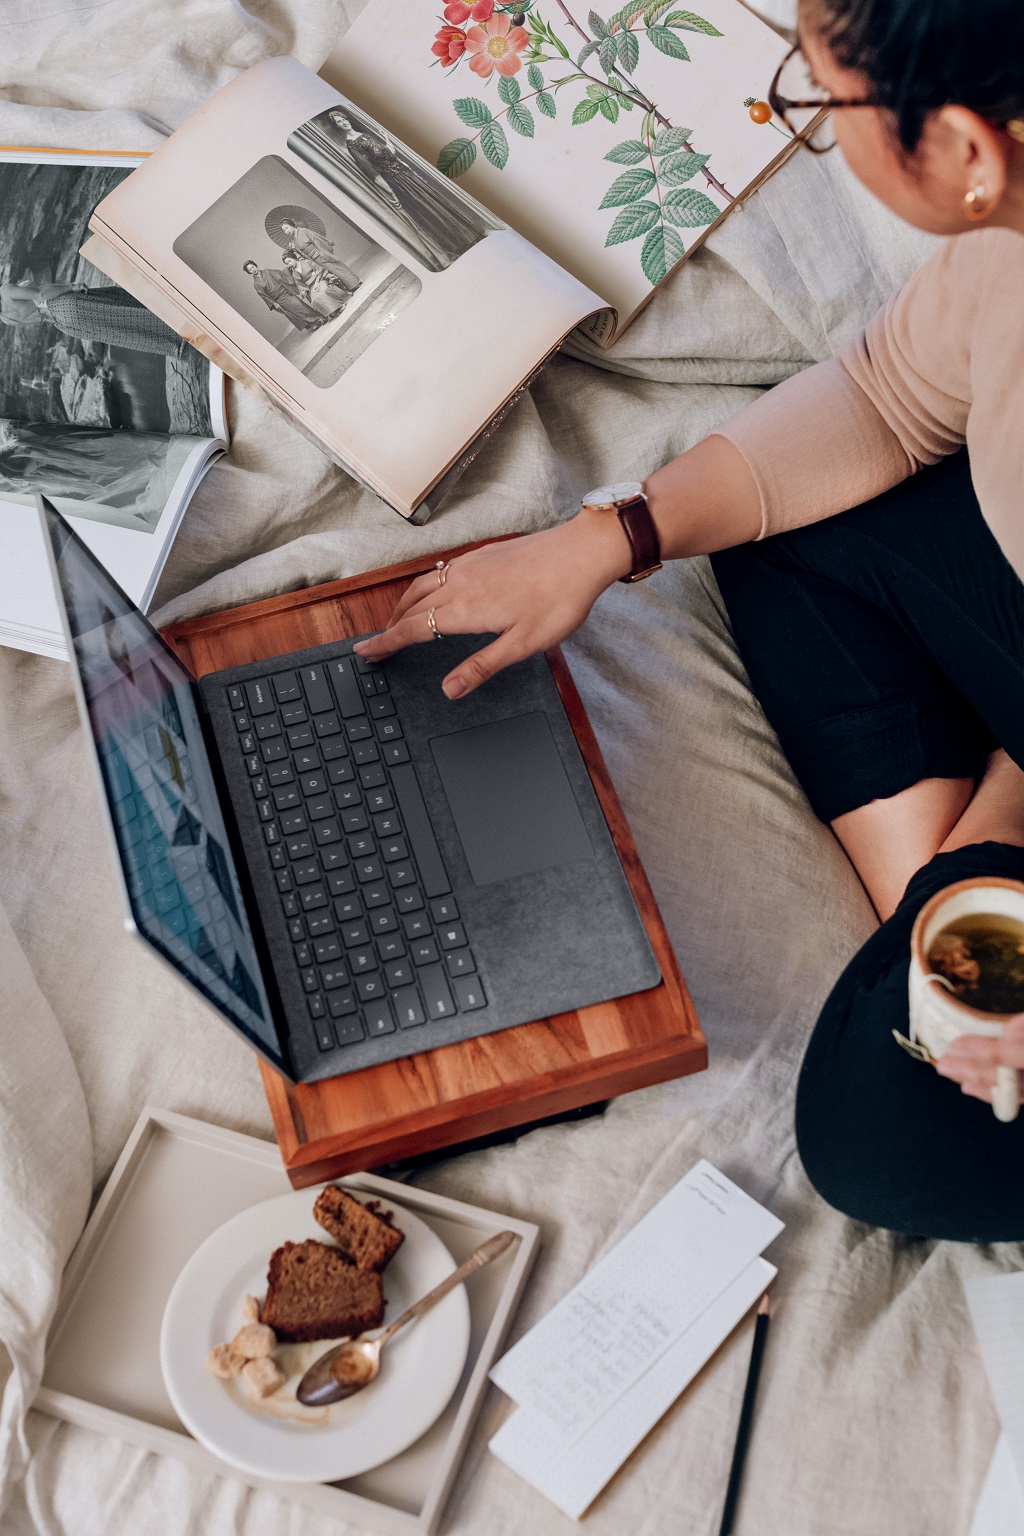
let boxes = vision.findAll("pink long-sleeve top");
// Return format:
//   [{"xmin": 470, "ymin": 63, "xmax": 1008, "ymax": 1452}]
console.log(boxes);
[{"xmin": 716, "ymin": 227, "xmax": 1024, "ymax": 582}]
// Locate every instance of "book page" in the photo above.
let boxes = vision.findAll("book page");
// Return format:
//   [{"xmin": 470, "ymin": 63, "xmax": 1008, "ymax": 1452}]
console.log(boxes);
[
  {"xmin": 322, "ymin": 0, "xmax": 791, "ymax": 336},
  {"xmin": 89, "ymin": 57, "xmax": 604, "ymax": 515}
]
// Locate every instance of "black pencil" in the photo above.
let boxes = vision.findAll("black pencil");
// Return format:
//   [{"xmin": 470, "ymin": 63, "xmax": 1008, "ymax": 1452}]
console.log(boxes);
[{"xmin": 716, "ymin": 1292, "xmax": 771, "ymax": 1536}]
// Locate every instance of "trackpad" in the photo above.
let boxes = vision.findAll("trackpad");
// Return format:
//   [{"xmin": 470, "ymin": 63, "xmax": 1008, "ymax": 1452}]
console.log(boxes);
[{"xmin": 431, "ymin": 712, "xmax": 594, "ymax": 886}]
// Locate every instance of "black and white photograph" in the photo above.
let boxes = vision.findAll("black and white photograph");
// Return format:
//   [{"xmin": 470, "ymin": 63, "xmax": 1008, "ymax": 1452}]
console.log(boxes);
[
  {"xmin": 288, "ymin": 103, "xmax": 501, "ymax": 274},
  {"xmin": 0, "ymin": 160, "xmax": 212, "ymax": 440},
  {"xmin": 173, "ymin": 156, "xmax": 422, "ymax": 389}
]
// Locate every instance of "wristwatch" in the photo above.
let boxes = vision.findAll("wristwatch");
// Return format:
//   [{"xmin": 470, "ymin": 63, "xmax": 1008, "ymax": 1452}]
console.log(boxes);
[{"xmin": 580, "ymin": 481, "xmax": 662, "ymax": 583}]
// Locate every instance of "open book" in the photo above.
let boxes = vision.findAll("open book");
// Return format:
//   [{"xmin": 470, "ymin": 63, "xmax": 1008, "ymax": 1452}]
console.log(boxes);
[
  {"xmin": 0, "ymin": 150, "xmax": 227, "ymax": 658},
  {"xmin": 86, "ymin": 0, "xmax": 794, "ymax": 520}
]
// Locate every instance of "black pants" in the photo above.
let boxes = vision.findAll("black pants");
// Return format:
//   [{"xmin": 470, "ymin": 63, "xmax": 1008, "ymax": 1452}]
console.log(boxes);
[{"xmin": 710, "ymin": 453, "xmax": 1024, "ymax": 1240}]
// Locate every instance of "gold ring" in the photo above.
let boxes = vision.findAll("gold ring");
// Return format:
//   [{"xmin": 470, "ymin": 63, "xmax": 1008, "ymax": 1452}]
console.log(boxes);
[
  {"xmin": 427, "ymin": 606, "xmax": 443, "ymax": 641},
  {"xmin": 435, "ymin": 560, "xmax": 450, "ymax": 587}
]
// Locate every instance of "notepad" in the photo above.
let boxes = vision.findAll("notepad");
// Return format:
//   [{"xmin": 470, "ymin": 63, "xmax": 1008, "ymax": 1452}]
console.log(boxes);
[
  {"xmin": 488, "ymin": 1160, "xmax": 783, "ymax": 1518},
  {"xmin": 965, "ymin": 1271, "xmax": 1024, "ymax": 1534}
]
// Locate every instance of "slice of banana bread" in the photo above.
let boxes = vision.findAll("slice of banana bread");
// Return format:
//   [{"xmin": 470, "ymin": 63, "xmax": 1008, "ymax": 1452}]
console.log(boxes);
[
  {"xmin": 262, "ymin": 1239, "xmax": 384, "ymax": 1343},
  {"xmin": 313, "ymin": 1186, "xmax": 405, "ymax": 1273}
]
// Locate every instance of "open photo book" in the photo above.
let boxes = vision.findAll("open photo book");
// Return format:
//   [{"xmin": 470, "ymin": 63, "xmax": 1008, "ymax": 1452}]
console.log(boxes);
[
  {"xmin": 0, "ymin": 150, "xmax": 227, "ymax": 659},
  {"xmin": 86, "ymin": 0, "xmax": 796, "ymax": 521}
]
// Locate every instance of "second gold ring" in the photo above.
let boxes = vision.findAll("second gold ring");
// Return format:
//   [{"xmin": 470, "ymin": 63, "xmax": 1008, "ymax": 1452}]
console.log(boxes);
[{"xmin": 427, "ymin": 606, "xmax": 444, "ymax": 641}]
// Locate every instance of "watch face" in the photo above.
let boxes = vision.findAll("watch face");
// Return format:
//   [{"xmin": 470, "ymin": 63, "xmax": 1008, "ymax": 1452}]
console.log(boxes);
[{"xmin": 581, "ymin": 481, "xmax": 644, "ymax": 508}]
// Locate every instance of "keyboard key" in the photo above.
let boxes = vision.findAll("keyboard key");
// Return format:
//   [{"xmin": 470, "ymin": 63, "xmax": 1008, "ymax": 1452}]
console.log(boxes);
[
  {"xmin": 327, "ymin": 759, "xmax": 354, "ymax": 783},
  {"xmin": 348, "ymin": 834, "xmax": 375, "ymax": 861},
  {"xmin": 245, "ymin": 680, "xmax": 275, "ymax": 716},
  {"xmin": 307, "ymin": 912, "xmax": 334, "ymax": 937},
  {"xmin": 314, "ymin": 820, "xmax": 342, "ymax": 846},
  {"xmin": 446, "ymin": 949, "xmax": 476, "ymax": 978},
  {"xmin": 314, "ymin": 712, "xmax": 341, "ymax": 738},
  {"xmin": 328, "ymin": 987, "xmax": 358, "ymax": 1018},
  {"xmin": 346, "ymin": 719, "xmax": 372, "ymax": 742},
  {"xmin": 366, "ymin": 788, "xmax": 393, "ymax": 814},
  {"xmin": 244, "ymin": 753, "xmax": 262, "ymax": 776},
  {"xmin": 328, "ymin": 876, "xmax": 358, "ymax": 902},
  {"xmin": 431, "ymin": 896, "xmax": 459, "ymax": 923},
  {"xmin": 293, "ymin": 859, "xmax": 319, "ymax": 885},
  {"xmin": 268, "ymin": 762, "xmax": 294, "ymax": 786},
  {"xmin": 376, "ymin": 719, "xmax": 403, "ymax": 743},
  {"xmin": 295, "ymin": 941, "xmax": 314, "ymax": 967},
  {"xmin": 389, "ymin": 764, "xmax": 450, "ymax": 898},
  {"xmin": 357, "ymin": 973, "xmax": 386, "ymax": 1001},
  {"xmin": 281, "ymin": 701, "xmax": 307, "ymax": 726},
  {"xmin": 341, "ymin": 808, "xmax": 369, "ymax": 833},
  {"xmin": 227, "ymin": 685, "xmax": 245, "ymax": 711},
  {"xmin": 385, "ymin": 958, "xmax": 413, "ymax": 988},
  {"xmin": 255, "ymin": 717, "xmax": 281, "ymax": 739},
  {"xmin": 252, "ymin": 776, "xmax": 269, "ymax": 799},
  {"xmin": 334, "ymin": 1013, "xmax": 366, "ymax": 1046},
  {"xmin": 369, "ymin": 906, "xmax": 398, "ymax": 934},
  {"xmin": 349, "ymin": 946, "xmax": 377, "ymax": 974},
  {"xmin": 360, "ymin": 674, "xmax": 378, "ymax": 697},
  {"xmin": 275, "ymin": 869, "xmax": 293, "ymax": 893},
  {"xmin": 411, "ymin": 936, "xmax": 439, "ymax": 966},
  {"xmin": 281, "ymin": 810, "xmax": 308, "ymax": 835},
  {"xmin": 334, "ymin": 893, "xmax": 362, "ymax": 922},
  {"xmin": 360, "ymin": 765, "xmax": 387, "ymax": 789},
  {"xmin": 369, "ymin": 697, "xmax": 396, "ymax": 719},
  {"xmin": 353, "ymin": 653, "xmax": 380, "ymax": 673},
  {"xmin": 264, "ymin": 824, "xmax": 281, "ymax": 848},
  {"xmin": 322, "ymin": 739, "xmax": 349, "ymax": 762},
  {"xmin": 301, "ymin": 967, "xmax": 318, "ymax": 992},
  {"xmin": 453, "ymin": 975, "xmax": 487, "ymax": 1011},
  {"xmin": 300, "ymin": 664, "xmax": 334, "ymax": 716},
  {"xmin": 396, "ymin": 887, "xmax": 424, "ymax": 914},
  {"xmin": 388, "ymin": 863, "xmax": 417, "ymax": 888},
  {"xmin": 300, "ymin": 772, "xmax": 327, "ymax": 796},
  {"xmin": 270, "ymin": 845, "xmax": 287, "ymax": 869},
  {"xmin": 377, "ymin": 933, "xmax": 405, "ymax": 962},
  {"xmin": 258, "ymin": 799, "xmax": 275, "ymax": 823},
  {"xmin": 288, "ymin": 724, "xmax": 314, "ymax": 748},
  {"xmin": 419, "ymin": 963, "xmax": 456, "ymax": 1019},
  {"xmin": 353, "ymin": 741, "xmax": 379, "ymax": 766},
  {"xmin": 239, "ymin": 731, "xmax": 257, "ymax": 754},
  {"xmin": 355, "ymin": 857, "xmax": 383, "ymax": 883},
  {"xmin": 334, "ymin": 783, "xmax": 361, "ymax": 810},
  {"xmin": 234, "ymin": 711, "xmax": 252, "ymax": 732},
  {"xmin": 363, "ymin": 883, "xmax": 391, "ymax": 908},
  {"xmin": 439, "ymin": 922, "xmax": 467, "ymax": 951},
  {"xmin": 273, "ymin": 785, "xmax": 300, "ymax": 811},
  {"xmin": 373, "ymin": 810, "xmax": 402, "ymax": 838},
  {"xmin": 403, "ymin": 912, "xmax": 431, "ymax": 940},
  {"xmin": 306, "ymin": 796, "xmax": 334, "ymax": 821},
  {"xmin": 321, "ymin": 849, "xmax": 349, "ymax": 876},
  {"xmin": 261, "ymin": 739, "xmax": 287, "ymax": 763},
  {"xmin": 287, "ymin": 834, "xmax": 314, "ymax": 860},
  {"xmin": 320, "ymin": 964, "xmax": 349, "ymax": 990},
  {"xmin": 364, "ymin": 1000, "xmax": 396, "ymax": 1036},
  {"xmin": 294, "ymin": 747, "xmax": 321, "ymax": 773},
  {"xmin": 301, "ymin": 886, "xmax": 328, "ymax": 912},
  {"xmin": 313, "ymin": 935, "xmax": 342, "ymax": 963},
  {"xmin": 288, "ymin": 917, "xmax": 305, "ymax": 943},
  {"xmin": 272, "ymin": 671, "xmax": 302, "ymax": 703},
  {"xmin": 383, "ymin": 742, "xmax": 411, "ymax": 766},
  {"xmin": 380, "ymin": 836, "xmax": 408, "ymax": 863},
  {"xmin": 392, "ymin": 986, "xmax": 425, "ymax": 1028},
  {"xmin": 326, "ymin": 656, "xmax": 366, "ymax": 719},
  {"xmin": 341, "ymin": 920, "xmax": 371, "ymax": 948}
]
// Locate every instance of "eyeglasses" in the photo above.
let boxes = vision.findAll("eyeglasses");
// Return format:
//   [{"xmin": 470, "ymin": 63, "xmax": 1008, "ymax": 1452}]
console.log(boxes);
[{"xmin": 768, "ymin": 44, "xmax": 876, "ymax": 153}]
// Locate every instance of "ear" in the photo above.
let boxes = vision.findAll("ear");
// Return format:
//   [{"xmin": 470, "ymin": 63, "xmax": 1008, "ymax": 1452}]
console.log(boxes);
[{"xmin": 934, "ymin": 104, "xmax": 1012, "ymax": 215}]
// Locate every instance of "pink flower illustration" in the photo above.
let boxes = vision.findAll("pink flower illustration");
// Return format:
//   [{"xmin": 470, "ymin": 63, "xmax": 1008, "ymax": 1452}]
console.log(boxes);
[
  {"xmin": 432, "ymin": 24, "xmax": 468, "ymax": 63},
  {"xmin": 465, "ymin": 13, "xmax": 529, "ymax": 77},
  {"xmin": 443, "ymin": 0, "xmax": 494, "ymax": 22}
]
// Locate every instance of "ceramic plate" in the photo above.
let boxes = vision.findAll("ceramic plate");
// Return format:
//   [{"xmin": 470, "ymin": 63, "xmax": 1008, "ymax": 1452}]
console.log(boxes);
[{"xmin": 160, "ymin": 1182, "xmax": 471, "ymax": 1482}]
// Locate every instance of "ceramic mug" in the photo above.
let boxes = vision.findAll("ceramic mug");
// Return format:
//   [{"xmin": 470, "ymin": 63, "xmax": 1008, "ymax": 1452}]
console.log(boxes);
[{"xmin": 907, "ymin": 876, "xmax": 1024, "ymax": 1123}]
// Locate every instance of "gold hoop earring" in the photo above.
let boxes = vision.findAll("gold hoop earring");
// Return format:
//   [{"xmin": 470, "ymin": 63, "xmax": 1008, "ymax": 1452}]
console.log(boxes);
[
  {"xmin": 1006, "ymin": 119, "xmax": 1024, "ymax": 144},
  {"xmin": 963, "ymin": 183, "xmax": 996, "ymax": 220}
]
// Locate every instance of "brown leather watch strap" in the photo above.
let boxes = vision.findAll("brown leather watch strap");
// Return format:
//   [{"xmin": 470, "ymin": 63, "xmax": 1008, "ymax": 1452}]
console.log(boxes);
[{"xmin": 616, "ymin": 493, "xmax": 663, "ymax": 583}]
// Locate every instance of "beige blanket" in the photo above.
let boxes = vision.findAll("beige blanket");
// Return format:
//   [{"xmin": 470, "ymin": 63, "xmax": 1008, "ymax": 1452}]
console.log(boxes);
[{"xmin": 1, "ymin": 2, "xmax": 1018, "ymax": 1532}]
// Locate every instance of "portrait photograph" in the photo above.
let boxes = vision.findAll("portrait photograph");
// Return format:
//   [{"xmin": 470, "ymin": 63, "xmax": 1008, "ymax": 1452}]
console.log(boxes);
[
  {"xmin": 172, "ymin": 156, "xmax": 422, "ymax": 389},
  {"xmin": 288, "ymin": 101, "xmax": 501, "ymax": 274}
]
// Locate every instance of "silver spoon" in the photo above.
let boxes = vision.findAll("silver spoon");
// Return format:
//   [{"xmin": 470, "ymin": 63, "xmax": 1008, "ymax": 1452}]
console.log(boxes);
[{"xmin": 296, "ymin": 1229, "xmax": 517, "ymax": 1406}]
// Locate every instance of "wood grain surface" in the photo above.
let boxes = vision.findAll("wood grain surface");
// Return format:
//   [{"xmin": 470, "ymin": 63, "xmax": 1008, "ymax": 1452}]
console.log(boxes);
[{"xmin": 162, "ymin": 541, "xmax": 706, "ymax": 1183}]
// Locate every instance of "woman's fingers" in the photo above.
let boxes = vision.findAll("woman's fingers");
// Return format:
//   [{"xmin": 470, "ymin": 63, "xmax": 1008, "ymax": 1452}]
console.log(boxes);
[
  {"xmin": 387, "ymin": 570, "xmax": 443, "ymax": 627},
  {"xmin": 355, "ymin": 608, "xmax": 445, "ymax": 661},
  {"xmin": 442, "ymin": 631, "xmax": 528, "ymax": 699}
]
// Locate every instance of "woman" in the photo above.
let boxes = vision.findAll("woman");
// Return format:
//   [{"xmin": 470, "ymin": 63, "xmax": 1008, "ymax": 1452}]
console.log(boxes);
[
  {"xmin": 281, "ymin": 248, "xmax": 348, "ymax": 320},
  {"xmin": 277, "ymin": 219, "xmax": 362, "ymax": 295},
  {"xmin": 241, "ymin": 259, "xmax": 321, "ymax": 331},
  {"xmin": 354, "ymin": 0, "xmax": 1024, "ymax": 1241},
  {"xmin": 0, "ymin": 278, "xmax": 185, "ymax": 359}
]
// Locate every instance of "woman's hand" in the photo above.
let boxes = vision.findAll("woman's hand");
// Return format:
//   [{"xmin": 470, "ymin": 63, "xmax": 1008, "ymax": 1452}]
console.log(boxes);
[
  {"xmin": 935, "ymin": 1015, "xmax": 1024, "ymax": 1102},
  {"xmin": 353, "ymin": 511, "xmax": 631, "ymax": 698}
]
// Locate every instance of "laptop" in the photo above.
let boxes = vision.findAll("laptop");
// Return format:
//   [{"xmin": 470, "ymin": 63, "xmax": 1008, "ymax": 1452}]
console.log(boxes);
[{"xmin": 41, "ymin": 496, "xmax": 660, "ymax": 1084}]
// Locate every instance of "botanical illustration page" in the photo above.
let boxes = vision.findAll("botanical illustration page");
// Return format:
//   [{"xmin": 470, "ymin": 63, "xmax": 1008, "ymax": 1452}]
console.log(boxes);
[{"xmin": 324, "ymin": 0, "xmax": 791, "ymax": 333}]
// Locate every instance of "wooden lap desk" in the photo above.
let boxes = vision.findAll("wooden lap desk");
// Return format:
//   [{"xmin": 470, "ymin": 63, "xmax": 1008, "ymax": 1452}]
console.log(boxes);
[{"xmin": 163, "ymin": 540, "xmax": 706, "ymax": 1186}]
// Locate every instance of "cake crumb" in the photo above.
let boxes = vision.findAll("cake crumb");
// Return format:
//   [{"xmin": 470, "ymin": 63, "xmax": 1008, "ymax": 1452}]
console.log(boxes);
[
  {"xmin": 232, "ymin": 1322, "xmax": 276, "ymax": 1359},
  {"xmin": 243, "ymin": 1356, "xmax": 286, "ymax": 1398},
  {"xmin": 241, "ymin": 1294, "xmax": 261, "ymax": 1324},
  {"xmin": 205, "ymin": 1343, "xmax": 247, "ymax": 1379}
]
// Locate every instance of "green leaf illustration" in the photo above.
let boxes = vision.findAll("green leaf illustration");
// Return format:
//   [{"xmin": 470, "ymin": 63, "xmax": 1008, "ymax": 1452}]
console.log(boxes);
[
  {"xmin": 605, "ymin": 138, "xmax": 649, "ymax": 163},
  {"xmin": 537, "ymin": 90, "xmax": 557, "ymax": 117},
  {"xmin": 662, "ymin": 186, "xmax": 720, "ymax": 225},
  {"xmin": 527, "ymin": 63, "xmax": 544, "ymax": 89},
  {"xmin": 663, "ymin": 9, "xmax": 722, "ymax": 32},
  {"xmin": 659, "ymin": 149, "xmax": 711, "ymax": 184},
  {"xmin": 598, "ymin": 35, "xmax": 618, "ymax": 71},
  {"xmin": 599, "ymin": 94, "xmax": 620, "ymax": 121},
  {"xmin": 573, "ymin": 98, "xmax": 601, "ymax": 124},
  {"xmin": 588, "ymin": 9, "xmax": 608, "ymax": 35},
  {"xmin": 506, "ymin": 100, "xmax": 536, "ymax": 136},
  {"xmin": 498, "ymin": 75, "xmax": 521, "ymax": 105},
  {"xmin": 616, "ymin": 28, "xmax": 640, "ymax": 71},
  {"xmin": 604, "ymin": 199, "xmax": 661, "ymax": 244},
  {"xmin": 453, "ymin": 97, "xmax": 493, "ymax": 128},
  {"xmin": 586, "ymin": 82, "xmax": 609, "ymax": 97},
  {"xmin": 651, "ymin": 125, "xmax": 692, "ymax": 154},
  {"xmin": 437, "ymin": 138, "xmax": 477, "ymax": 177},
  {"xmin": 646, "ymin": 25, "xmax": 690, "ymax": 58},
  {"xmin": 640, "ymin": 223, "xmax": 684, "ymax": 283},
  {"xmin": 577, "ymin": 39, "xmax": 599, "ymax": 63},
  {"xmin": 599, "ymin": 165, "xmax": 657, "ymax": 206},
  {"xmin": 481, "ymin": 119, "xmax": 510, "ymax": 168}
]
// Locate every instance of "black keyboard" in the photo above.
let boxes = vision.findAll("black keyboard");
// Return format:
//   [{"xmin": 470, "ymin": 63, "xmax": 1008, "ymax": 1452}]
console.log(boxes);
[{"xmin": 224, "ymin": 654, "xmax": 486, "ymax": 1053}]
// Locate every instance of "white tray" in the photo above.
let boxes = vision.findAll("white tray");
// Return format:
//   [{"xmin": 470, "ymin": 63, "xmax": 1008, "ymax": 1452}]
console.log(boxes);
[{"xmin": 36, "ymin": 1107, "xmax": 539, "ymax": 1535}]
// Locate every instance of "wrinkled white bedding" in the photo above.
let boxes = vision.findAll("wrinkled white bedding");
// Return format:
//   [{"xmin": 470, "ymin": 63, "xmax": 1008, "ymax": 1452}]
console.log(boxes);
[{"xmin": 1, "ymin": 2, "xmax": 1018, "ymax": 1533}]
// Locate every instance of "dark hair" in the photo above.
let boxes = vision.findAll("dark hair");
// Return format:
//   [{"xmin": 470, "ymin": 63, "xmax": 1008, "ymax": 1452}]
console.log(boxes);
[
  {"xmin": 815, "ymin": 0, "xmax": 1024, "ymax": 148},
  {"xmin": 242, "ymin": 259, "xmax": 257, "ymax": 271}
]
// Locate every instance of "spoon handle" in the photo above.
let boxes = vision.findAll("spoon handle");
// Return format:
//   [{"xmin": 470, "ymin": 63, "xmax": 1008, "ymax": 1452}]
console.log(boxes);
[{"xmin": 378, "ymin": 1229, "xmax": 516, "ymax": 1347}]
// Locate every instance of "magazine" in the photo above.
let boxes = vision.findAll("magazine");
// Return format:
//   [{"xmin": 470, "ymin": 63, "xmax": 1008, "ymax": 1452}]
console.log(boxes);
[
  {"xmin": 0, "ymin": 150, "xmax": 227, "ymax": 658},
  {"xmin": 85, "ymin": 1, "xmax": 800, "ymax": 520}
]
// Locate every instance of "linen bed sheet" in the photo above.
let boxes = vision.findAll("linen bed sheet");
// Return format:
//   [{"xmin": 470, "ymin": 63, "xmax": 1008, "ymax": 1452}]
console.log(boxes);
[{"xmin": 1, "ymin": 2, "xmax": 1020, "ymax": 1532}]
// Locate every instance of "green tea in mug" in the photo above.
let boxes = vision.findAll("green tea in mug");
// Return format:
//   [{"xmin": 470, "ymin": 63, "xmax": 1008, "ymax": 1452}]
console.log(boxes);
[{"xmin": 928, "ymin": 913, "xmax": 1024, "ymax": 1016}]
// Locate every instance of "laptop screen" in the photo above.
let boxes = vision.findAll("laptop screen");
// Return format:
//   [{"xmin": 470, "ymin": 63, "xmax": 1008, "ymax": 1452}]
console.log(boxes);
[{"xmin": 40, "ymin": 500, "xmax": 286, "ymax": 1070}]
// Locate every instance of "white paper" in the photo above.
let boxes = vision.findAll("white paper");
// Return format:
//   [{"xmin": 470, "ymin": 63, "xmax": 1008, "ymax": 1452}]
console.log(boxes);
[
  {"xmin": 490, "ymin": 1160, "xmax": 782, "ymax": 1446},
  {"xmin": 966, "ymin": 1273, "xmax": 1024, "ymax": 1497},
  {"xmin": 970, "ymin": 1437, "xmax": 1024, "ymax": 1536},
  {"xmin": 490, "ymin": 1255, "xmax": 775, "ymax": 1520}
]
